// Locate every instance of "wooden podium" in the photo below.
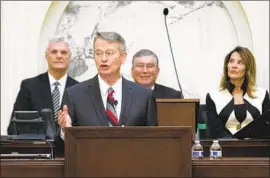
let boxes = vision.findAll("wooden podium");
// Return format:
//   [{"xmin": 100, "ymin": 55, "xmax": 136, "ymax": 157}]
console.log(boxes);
[
  {"xmin": 156, "ymin": 99, "xmax": 199, "ymax": 137},
  {"xmin": 65, "ymin": 126, "xmax": 192, "ymax": 177}
]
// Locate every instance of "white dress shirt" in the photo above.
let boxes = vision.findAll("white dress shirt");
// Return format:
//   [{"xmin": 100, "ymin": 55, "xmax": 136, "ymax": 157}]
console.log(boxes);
[
  {"xmin": 48, "ymin": 72, "xmax": 67, "ymax": 105},
  {"xmin": 61, "ymin": 75, "xmax": 123, "ymax": 140},
  {"xmin": 98, "ymin": 75, "xmax": 122, "ymax": 120}
]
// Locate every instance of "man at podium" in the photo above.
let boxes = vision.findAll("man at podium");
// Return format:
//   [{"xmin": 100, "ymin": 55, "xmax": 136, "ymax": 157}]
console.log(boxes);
[{"xmin": 55, "ymin": 32, "xmax": 158, "ymax": 154}]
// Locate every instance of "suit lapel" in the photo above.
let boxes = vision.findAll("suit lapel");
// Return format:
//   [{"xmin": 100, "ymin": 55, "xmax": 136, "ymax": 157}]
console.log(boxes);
[
  {"xmin": 153, "ymin": 84, "xmax": 163, "ymax": 98},
  {"xmin": 87, "ymin": 75, "xmax": 109, "ymax": 126},
  {"xmin": 39, "ymin": 72, "xmax": 54, "ymax": 110},
  {"xmin": 65, "ymin": 76, "xmax": 76, "ymax": 89},
  {"xmin": 119, "ymin": 78, "xmax": 133, "ymax": 125}
]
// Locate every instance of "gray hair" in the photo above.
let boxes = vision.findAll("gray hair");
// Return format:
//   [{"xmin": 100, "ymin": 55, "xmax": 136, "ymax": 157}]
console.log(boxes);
[
  {"xmin": 47, "ymin": 35, "xmax": 71, "ymax": 51},
  {"xmin": 132, "ymin": 49, "xmax": 159, "ymax": 67},
  {"xmin": 94, "ymin": 32, "xmax": 126, "ymax": 52}
]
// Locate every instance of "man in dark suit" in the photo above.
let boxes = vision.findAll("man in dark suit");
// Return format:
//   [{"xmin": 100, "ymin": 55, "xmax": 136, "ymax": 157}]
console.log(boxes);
[
  {"xmin": 56, "ymin": 32, "xmax": 157, "ymax": 154},
  {"xmin": 131, "ymin": 49, "xmax": 184, "ymax": 98},
  {"xmin": 7, "ymin": 36, "xmax": 78, "ymax": 135}
]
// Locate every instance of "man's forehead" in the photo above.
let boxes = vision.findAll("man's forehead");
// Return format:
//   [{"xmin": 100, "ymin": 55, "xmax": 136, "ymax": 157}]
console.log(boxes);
[
  {"xmin": 94, "ymin": 39, "xmax": 120, "ymax": 49},
  {"xmin": 135, "ymin": 56, "xmax": 157, "ymax": 63},
  {"xmin": 47, "ymin": 41, "xmax": 69, "ymax": 50}
]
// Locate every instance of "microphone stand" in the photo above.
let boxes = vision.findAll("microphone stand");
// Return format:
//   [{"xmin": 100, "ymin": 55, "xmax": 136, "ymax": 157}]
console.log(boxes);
[{"xmin": 163, "ymin": 8, "xmax": 184, "ymax": 97}]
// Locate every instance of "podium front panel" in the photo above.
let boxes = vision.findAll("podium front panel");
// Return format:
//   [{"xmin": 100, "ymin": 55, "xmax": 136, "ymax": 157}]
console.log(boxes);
[{"xmin": 65, "ymin": 126, "xmax": 192, "ymax": 177}]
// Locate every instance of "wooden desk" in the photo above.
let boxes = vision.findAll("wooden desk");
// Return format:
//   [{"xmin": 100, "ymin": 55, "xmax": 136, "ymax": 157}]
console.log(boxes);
[
  {"xmin": 0, "ymin": 158, "xmax": 64, "ymax": 177},
  {"xmin": 193, "ymin": 157, "xmax": 270, "ymax": 178},
  {"xmin": 200, "ymin": 139, "xmax": 270, "ymax": 157},
  {"xmin": 1, "ymin": 139, "xmax": 54, "ymax": 154},
  {"xmin": 1, "ymin": 158, "xmax": 269, "ymax": 178},
  {"xmin": 2, "ymin": 138, "xmax": 270, "ymax": 157}
]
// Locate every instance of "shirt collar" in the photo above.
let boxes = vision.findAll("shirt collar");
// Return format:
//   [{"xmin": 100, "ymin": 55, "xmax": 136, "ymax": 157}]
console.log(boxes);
[
  {"xmin": 48, "ymin": 72, "xmax": 68, "ymax": 87},
  {"xmin": 227, "ymin": 77, "xmax": 248, "ymax": 95},
  {"xmin": 98, "ymin": 75, "xmax": 123, "ymax": 95}
]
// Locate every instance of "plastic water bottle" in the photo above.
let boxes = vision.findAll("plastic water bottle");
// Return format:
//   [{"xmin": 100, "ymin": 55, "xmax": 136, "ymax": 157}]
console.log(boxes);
[
  {"xmin": 210, "ymin": 140, "xmax": 222, "ymax": 160},
  {"xmin": 191, "ymin": 140, "xmax": 203, "ymax": 160}
]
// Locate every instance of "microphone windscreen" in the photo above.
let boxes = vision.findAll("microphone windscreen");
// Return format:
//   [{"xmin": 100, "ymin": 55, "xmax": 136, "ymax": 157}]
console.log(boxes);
[{"xmin": 163, "ymin": 8, "xmax": 169, "ymax": 16}]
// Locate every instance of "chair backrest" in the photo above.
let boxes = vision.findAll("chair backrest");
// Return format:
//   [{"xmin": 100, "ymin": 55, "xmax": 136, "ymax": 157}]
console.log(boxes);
[
  {"xmin": 197, "ymin": 104, "xmax": 209, "ymax": 139},
  {"xmin": 197, "ymin": 93, "xmax": 210, "ymax": 139}
]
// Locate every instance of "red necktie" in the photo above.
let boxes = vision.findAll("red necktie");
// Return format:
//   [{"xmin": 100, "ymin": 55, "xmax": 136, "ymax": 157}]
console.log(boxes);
[{"xmin": 106, "ymin": 87, "xmax": 118, "ymax": 126}]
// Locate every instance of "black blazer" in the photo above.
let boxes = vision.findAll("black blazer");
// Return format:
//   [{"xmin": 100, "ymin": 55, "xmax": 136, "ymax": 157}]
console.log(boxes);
[
  {"xmin": 7, "ymin": 72, "xmax": 78, "ymax": 135},
  {"xmin": 54, "ymin": 75, "xmax": 158, "ymax": 156},
  {"xmin": 153, "ymin": 83, "xmax": 183, "ymax": 99}
]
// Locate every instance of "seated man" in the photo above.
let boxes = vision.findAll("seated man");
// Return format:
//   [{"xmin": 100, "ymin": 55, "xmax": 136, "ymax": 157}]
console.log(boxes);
[
  {"xmin": 131, "ymin": 49, "xmax": 184, "ymax": 98},
  {"xmin": 7, "ymin": 36, "xmax": 78, "ymax": 135}
]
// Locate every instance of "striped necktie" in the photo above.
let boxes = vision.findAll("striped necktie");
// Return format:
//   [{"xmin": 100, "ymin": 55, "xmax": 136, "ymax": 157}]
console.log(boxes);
[
  {"xmin": 52, "ymin": 82, "xmax": 60, "ymax": 121},
  {"xmin": 106, "ymin": 87, "xmax": 118, "ymax": 126}
]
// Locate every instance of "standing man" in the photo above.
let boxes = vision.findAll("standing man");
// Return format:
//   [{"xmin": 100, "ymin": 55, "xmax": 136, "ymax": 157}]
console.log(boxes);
[
  {"xmin": 131, "ymin": 49, "xmax": 184, "ymax": 98},
  {"xmin": 57, "ymin": 32, "xmax": 157, "ymax": 142},
  {"xmin": 7, "ymin": 36, "xmax": 78, "ymax": 135}
]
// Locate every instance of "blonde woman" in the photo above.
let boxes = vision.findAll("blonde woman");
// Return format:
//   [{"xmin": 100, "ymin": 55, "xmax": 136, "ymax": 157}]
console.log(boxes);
[{"xmin": 206, "ymin": 46, "xmax": 270, "ymax": 138}]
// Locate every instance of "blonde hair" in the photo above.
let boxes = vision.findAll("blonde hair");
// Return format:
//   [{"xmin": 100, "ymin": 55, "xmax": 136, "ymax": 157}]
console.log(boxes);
[{"xmin": 220, "ymin": 46, "xmax": 256, "ymax": 98}]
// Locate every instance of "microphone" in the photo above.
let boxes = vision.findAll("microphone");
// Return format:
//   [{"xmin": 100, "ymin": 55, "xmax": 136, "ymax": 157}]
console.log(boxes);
[
  {"xmin": 113, "ymin": 100, "xmax": 118, "ymax": 106},
  {"xmin": 163, "ymin": 8, "xmax": 169, "ymax": 16},
  {"xmin": 163, "ymin": 8, "xmax": 184, "ymax": 97}
]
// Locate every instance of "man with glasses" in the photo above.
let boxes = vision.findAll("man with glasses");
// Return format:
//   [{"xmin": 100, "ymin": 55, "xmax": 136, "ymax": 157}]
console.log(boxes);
[{"xmin": 131, "ymin": 49, "xmax": 183, "ymax": 98}]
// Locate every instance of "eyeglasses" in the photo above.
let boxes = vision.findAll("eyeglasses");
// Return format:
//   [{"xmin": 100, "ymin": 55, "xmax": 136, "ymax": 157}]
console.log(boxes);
[
  {"xmin": 134, "ymin": 63, "xmax": 157, "ymax": 70},
  {"xmin": 94, "ymin": 51, "xmax": 117, "ymax": 59}
]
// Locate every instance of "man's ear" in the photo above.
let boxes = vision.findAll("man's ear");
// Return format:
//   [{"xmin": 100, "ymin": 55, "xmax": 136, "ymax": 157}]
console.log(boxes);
[
  {"xmin": 157, "ymin": 67, "xmax": 160, "ymax": 74},
  {"xmin": 68, "ymin": 52, "xmax": 71, "ymax": 60},
  {"xmin": 120, "ymin": 52, "xmax": 127, "ymax": 64},
  {"xmin": 45, "ymin": 47, "xmax": 50, "ymax": 59}
]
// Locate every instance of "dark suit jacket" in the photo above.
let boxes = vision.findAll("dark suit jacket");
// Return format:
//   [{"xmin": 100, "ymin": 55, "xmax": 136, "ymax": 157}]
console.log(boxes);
[
  {"xmin": 153, "ymin": 83, "xmax": 184, "ymax": 99},
  {"xmin": 54, "ymin": 75, "xmax": 158, "ymax": 156},
  {"xmin": 7, "ymin": 72, "xmax": 78, "ymax": 135}
]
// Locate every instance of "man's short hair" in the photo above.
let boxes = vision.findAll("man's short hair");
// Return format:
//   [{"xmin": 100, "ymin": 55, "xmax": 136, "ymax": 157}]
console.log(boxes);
[
  {"xmin": 47, "ymin": 35, "xmax": 71, "ymax": 51},
  {"xmin": 132, "ymin": 49, "xmax": 159, "ymax": 67},
  {"xmin": 94, "ymin": 32, "xmax": 126, "ymax": 52}
]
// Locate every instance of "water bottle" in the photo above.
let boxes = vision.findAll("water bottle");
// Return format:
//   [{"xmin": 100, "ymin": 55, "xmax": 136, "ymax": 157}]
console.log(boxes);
[
  {"xmin": 210, "ymin": 140, "xmax": 222, "ymax": 160},
  {"xmin": 191, "ymin": 140, "xmax": 203, "ymax": 160}
]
